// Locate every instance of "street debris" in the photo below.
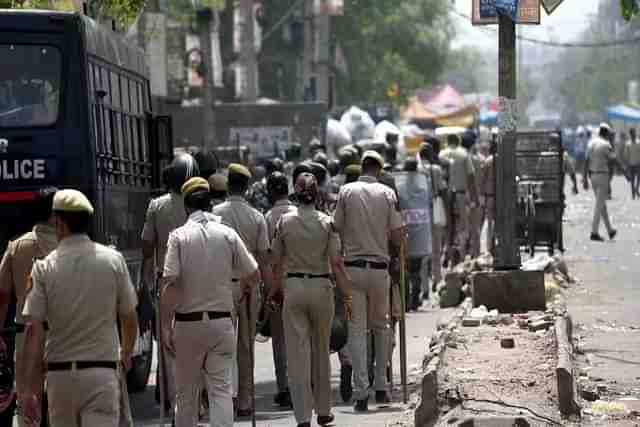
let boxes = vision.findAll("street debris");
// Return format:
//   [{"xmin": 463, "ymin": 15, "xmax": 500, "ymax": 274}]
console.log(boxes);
[{"xmin": 500, "ymin": 337, "xmax": 515, "ymax": 349}]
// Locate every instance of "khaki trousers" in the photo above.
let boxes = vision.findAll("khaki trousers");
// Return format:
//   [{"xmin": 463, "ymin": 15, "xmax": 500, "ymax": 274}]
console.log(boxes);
[
  {"xmin": 334, "ymin": 287, "xmax": 352, "ymax": 366},
  {"xmin": 283, "ymin": 277, "xmax": 334, "ymax": 424},
  {"xmin": 15, "ymin": 332, "xmax": 46, "ymax": 427},
  {"xmin": 468, "ymin": 204, "xmax": 484, "ymax": 258},
  {"xmin": 232, "ymin": 286, "xmax": 258, "ymax": 410},
  {"xmin": 431, "ymin": 225, "xmax": 444, "ymax": 285},
  {"xmin": 447, "ymin": 193, "xmax": 469, "ymax": 261},
  {"xmin": 174, "ymin": 316, "xmax": 235, "ymax": 427},
  {"xmin": 347, "ymin": 266, "xmax": 390, "ymax": 400},
  {"xmin": 591, "ymin": 173, "xmax": 613, "ymax": 235},
  {"xmin": 47, "ymin": 367, "xmax": 119, "ymax": 427}
]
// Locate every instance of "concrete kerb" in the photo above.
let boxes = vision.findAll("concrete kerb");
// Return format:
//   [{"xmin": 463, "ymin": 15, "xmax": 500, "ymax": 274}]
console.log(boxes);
[
  {"xmin": 414, "ymin": 297, "xmax": 474, "ymax": 427},
  {"xmin": 555, "ymin": 314, "xmax": 581, "ymax": 417}
]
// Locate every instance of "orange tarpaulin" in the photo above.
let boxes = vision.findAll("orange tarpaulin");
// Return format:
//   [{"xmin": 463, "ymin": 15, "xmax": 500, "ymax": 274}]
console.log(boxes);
[{"xmin": 401, "ymin": 85, "xmax": 478, "ymax": 128}]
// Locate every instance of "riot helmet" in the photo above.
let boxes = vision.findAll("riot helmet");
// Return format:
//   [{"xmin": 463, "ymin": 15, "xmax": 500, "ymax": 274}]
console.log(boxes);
[{"xmin": 169, "ymin": 154, "xmax": 200, "ymax": 193}]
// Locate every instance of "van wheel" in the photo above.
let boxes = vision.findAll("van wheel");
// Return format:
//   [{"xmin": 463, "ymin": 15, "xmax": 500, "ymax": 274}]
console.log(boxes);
[{"xmin": 127, "ymin": 330, "xmax": 153, "ymax": 393}]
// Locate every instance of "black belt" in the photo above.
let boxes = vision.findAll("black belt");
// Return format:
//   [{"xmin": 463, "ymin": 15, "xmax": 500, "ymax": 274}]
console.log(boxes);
[
  {"xmin": 231, "ymin": 279, "xmax": 239, "ymax": 283},
  {"xmin": 484, "ymin": 194, "xmax": 495, "ymax": 198},
  {"xmin": 15, "ymin": 322, "xmax": 49, "ymax": 334},
  {"xmin": 590, "ymin": 171, "xmax": 609, "ymax": 174},
  {"xmin": 47, "ymin": 361, "xmax": 117, "ymax": 371},
  {"xmin": 287, "ymin": 273, "xmax": 330, "ymax": 279},
  {"xmin": 345, "ymin": 260, "xmax": 388, "ymax": 270},
  {"xmin": 175, "ymin": 311, "xmax": 231, "ymax": 322}
]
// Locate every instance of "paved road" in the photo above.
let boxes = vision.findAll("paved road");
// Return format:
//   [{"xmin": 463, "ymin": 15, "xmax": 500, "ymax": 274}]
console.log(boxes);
[
  {"xmin": 563, "ymin": 176, "xmax": 640, "ymax": 396},
  {"xmin": 130, "ymin": 306, "xmax": 456, "ymax": 426}
]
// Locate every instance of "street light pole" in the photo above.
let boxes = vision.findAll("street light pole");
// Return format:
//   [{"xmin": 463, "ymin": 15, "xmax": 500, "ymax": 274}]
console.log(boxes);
[
  {"xmin": 495, "ymin": 13, "xmax": 521, "ymax": 270},
  {"xmin": 197, "ymin": 6, "xmax": 217, "ymax": 150}
]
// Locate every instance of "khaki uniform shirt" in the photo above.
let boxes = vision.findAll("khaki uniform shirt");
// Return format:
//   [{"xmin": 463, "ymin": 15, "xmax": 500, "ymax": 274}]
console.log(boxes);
[
  {"xmin": 23, "ymin": 235, "xmax": 137, "ymax": 362},
  {"xmin": 0, "ymin": 224, "xmax": 57, "ymax": 324},
  {"xmin": 265, "ymin": 199, "xmax": 296, "ymax": 242},
  {"xmin": 141, "ymin": 192, "xmax": 186, "ymax": 269},
  {"xmin": 470, "ymin": 153, "xmax": 485, "ymax": 197},
  {"xmin": 625, "ymin": 141, "xmax": 640, "ymax": 166},
  {"xmin": 333, "ymin": 176, "xmax": 404, "ymax": 263},
  {"xmin": 587, "ymin": 137, "xmax": 615, "ymax": 174},
  {"xmin": 272, "ymin": 205, "xmax": 340, "ymax": 274},
  {"xmin": 439, "ymin": 146, "xmax": 475, "ymax": 192},
  {"xmin": 163, "ymin": 211, "xmax": 258, "ymax": 314},
  {"xmin": 212, "ymin": 196, "xmax": 269, "ymax": 255}
]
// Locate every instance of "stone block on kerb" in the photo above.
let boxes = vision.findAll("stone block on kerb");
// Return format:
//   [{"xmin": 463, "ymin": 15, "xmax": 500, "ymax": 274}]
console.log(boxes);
[
  {"xmin": 456, "ymin": 417, "xmax": 531, "ymax": 427},
  {"xmin": 471, "ymin": 271, "xmax": 545, "ymax": 313}
]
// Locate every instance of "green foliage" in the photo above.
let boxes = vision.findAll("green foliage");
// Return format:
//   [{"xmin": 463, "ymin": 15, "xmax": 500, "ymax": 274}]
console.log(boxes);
[
  {"xmin": 333, "ymin": 0, "xmax": 453, "ymax": 105},
  {"xmin": 0, "ymin": 0, "xmax": 145, "ymax": 28},
  {"xmin": 621, "ymin": 0, "xmax": 639, "ymax": 21}
]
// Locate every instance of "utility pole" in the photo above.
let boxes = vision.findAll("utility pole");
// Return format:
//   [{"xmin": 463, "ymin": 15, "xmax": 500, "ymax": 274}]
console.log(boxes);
[
  {"xmin": 302, "ymin": 0, "xmax": 315, "ymax": 101},
  {"xmin": 315, "ymin": 11, "xmax": 331, "ymax": 105},
  {"xmin": 495, "ymin": 13, "xmax": 520, "ymax": 269},
  {"xmin": 197, "ymin": 6, "xmax": 217, "ymax": 150},
  {"xmin": 240, "ymin": 0, "xmax": 258, "ymax": 101}
]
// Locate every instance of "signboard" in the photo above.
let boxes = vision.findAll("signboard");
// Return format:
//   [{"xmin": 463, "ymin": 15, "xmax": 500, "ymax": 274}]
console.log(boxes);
[
  {"xmin": 541, "ymin": 0, "xmax": 564, "ymax": 15},
  {"xmin": 229, "ymin": 126, "xmax": 293, "ymax": 159},
  {"xmin": 472, "ymin": 0, "xmax": 541, "ymax": 25},
  {"xmin": 314, "ymin": 0, "xmax": 344, "ymax": 15},
  {"xmin": 495, "ymin": 0, "xmax": 519, "ymax": 21}
]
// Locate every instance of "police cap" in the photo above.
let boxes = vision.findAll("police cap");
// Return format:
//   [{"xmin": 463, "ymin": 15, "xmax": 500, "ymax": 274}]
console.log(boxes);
[
  {"xmin": 182, "ymin": 177, "xmax": 210, "ymax": 196},
  {"xmin": 228, "ymin": 163, "xmax": 252, "ymax": 180},
  {"xmin": 53, "ymin": 189, "xmax": 94, "ymax": 215},
  {"xmin": 361, "ymin": 150, "xmax": 384, "ymax": 169},
  {"xmin": 208, "ymin": 174, "xmax": 228, "ymax": 192}
]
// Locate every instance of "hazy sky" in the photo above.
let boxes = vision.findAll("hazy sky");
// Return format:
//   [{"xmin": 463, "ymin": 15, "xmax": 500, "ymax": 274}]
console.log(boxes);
[{"xmin": 452, "ymin": 0, "xmax": 602, "ymax": 50}]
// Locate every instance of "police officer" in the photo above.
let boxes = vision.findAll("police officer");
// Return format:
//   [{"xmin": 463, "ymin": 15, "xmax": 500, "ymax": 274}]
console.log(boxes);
[
  {"xmin": 268, "ymin": 173, "xmax": 352, "ymax": 427},
  {"xmin": 208, "ymin": 173, "xmax": 228, "ymax": 207},
  {"xmin": 263, "ymin": 172, "xmax": 295, "ymax": 408},
  {"xmin": 0, "ymin": 187, "xmax": 57, "ymax": 427},
  {"xmin": 333, "ymin": 151, "xmax": 404, "ymax": 411},
  {"xmin": 160, "ymin": 178, "xmax": 259, "ymax": 427},
  {"xmin": 439, "ymin": 134, "xmax": 479, "ymax": 265},
  {"xmin": 624, "ymin": 128, "xmax": 640, "ymax": 199},
  {"xmin": 141, "ymin": 154, "xmax": 199, "ymax": 414},
  {"xmin": 20, "ymin": 190, "xmax": 139, "ymax": 427},
  {"xmin": 418, "ymin": 141, "xmax": 446, "ymax": 288},
  {"xmin": 212, "ymin": 164, "xmax": 273, "ymax": 417},
  {"xmin": 480, "ymin": 141, "xmax": 497, "ymax": 256},
  {"xmin": 584, "ymin": 123, "xmax": 618, "ymax": 241},
  {"xmin": 462, "ymin": 133, "xmax": 485, "ymax": 259},
  {"xmin": 246, "ymin": 158, "xmax": 284, "ymax": 213}
]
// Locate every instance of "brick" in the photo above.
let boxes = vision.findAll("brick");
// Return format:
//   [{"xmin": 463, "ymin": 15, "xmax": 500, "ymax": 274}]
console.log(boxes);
[
  {"xmin": 415, "ymin": 369, "xmax": 438, "ymax": 427},
  {"xmin": 528, "ymin": 320, "xmax": 554, "ymax": 332},
  {"xmin": 456, "ymin": 417, "xmax": 531, "ymax": 427},
  {"xmin": 462, "ymin": 317, "xmax": 481, "ymax": 327},
  {"xmin": 471, "ymin": 271, "xmax": 545, "ymax": 313}
]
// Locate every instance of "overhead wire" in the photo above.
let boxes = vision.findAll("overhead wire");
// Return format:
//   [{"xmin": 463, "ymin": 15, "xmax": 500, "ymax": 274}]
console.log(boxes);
[{"xmin": 451, "ymin": 9, "xmax": 640, "ymax": 48}]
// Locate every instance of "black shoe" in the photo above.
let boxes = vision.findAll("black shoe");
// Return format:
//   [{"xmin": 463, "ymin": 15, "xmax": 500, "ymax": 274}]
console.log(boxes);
[
  {"xmin": 317, "ymin": 413, "xmax": 335, "ymax": 425},
  {"xmin": 590, "ymin": 233, "xmax": 605, "ymax": 242},
  {"xmin": 274, "ymin": 390, "xmax": 292, "ymax": 408},
  {"xmin": 297, "ymin": 423, "xmax": 311, "ymax": 427},
  {"xmin": 340, "ymin": 364, "xmax": 353, "ymax": 403},
  {"xmin": 609, "ymin": 229, "xmax": 617, "ymax": 240},
  {"xmin": 375, "ymin": 390, "xmax": 391, "ymax": 404},
  {"xmin": 354, "ymin": 398, "xmax": 368, "ymax": 412}
]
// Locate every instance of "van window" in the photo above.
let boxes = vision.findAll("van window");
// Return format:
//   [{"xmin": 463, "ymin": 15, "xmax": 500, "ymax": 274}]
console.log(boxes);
[{"xmin": 0, "ymin": 45, "xmax": 62, "ymax": 127}]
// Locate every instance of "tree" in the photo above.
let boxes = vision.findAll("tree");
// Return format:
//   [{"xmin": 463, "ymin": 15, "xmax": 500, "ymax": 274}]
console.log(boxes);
[
  {"xmin": 621, "ymin": 0, "xmax": 639, "ymax": 21},
  {"xmin": 332, "ymin": 0, "xmax": 453, "ymax": 105},
  {"xmin": 0, "ymin": 0, "xmax": 146, "ymax": 28}
]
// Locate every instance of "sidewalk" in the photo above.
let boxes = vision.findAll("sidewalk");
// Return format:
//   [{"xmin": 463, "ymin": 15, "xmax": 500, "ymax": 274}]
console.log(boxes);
[{"xmin": 563, "ymin": 177, "xmax": 640, "ymax": 423}]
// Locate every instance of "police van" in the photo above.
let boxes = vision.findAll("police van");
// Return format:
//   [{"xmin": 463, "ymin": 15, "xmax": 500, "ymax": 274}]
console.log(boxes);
[{"xmin": 0, "ymin": 10, "xmax": 173, "ymax": 391}]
